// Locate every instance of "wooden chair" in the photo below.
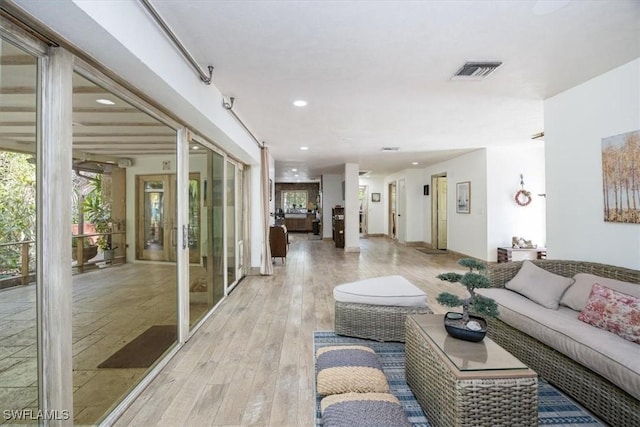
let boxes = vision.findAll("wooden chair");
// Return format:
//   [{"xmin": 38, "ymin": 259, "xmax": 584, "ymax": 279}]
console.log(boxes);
[{"xmin": 269, "ymin": 225, "xmax": 288, "ymax": 265}]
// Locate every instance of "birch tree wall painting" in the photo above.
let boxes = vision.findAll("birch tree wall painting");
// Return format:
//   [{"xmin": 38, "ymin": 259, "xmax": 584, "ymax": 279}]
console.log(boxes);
[{"xmin": 602, "ymin": 130, "xmax": 640, "ymax": 224}]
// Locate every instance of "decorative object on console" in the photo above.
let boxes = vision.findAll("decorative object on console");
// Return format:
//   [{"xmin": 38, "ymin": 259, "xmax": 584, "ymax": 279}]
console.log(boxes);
[
  {"xmin": 512, "ymin": 236, "xmax": 537, "ymax": 249},
  {"xmin": 436, "ymin": 258, "xmax": 498, "ymax": 342},
  {"xmin": 515, "ymin": 174, "xmax": 532, "ymax": 206}
]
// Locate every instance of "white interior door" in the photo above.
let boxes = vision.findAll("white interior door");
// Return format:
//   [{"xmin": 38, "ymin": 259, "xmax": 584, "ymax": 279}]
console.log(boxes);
[{"xmin": 397, "ymin": 179, "xmax": 406, "ymax": 243}]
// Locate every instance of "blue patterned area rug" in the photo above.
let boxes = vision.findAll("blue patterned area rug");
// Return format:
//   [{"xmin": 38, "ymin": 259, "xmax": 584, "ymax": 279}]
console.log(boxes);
[{"xmin": 314, "ymin": 331, "xmax": 604, "ymax": 426}]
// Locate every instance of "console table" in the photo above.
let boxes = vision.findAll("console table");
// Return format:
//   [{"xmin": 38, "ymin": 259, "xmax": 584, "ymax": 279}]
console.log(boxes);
[
  {"xmin": 497, "ymin": 246, "xmax": 547, "ymax": 263},
  {"xmin": 405, "ymin": 315, "xmax": 538, "ymax": 426}
]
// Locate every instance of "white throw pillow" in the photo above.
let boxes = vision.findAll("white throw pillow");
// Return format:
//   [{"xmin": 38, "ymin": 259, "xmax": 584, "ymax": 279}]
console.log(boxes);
[
  {"xmin": 560, "ymin": 273, "xmax": 640, "ymax": 311},
  {"xmin": 505, "ymin": 261, "xmax": 575, "ymax": 309}
]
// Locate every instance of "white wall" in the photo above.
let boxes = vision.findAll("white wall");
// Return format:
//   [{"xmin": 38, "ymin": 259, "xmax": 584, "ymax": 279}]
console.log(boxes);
[
  {"xmin": 486, "ymin": 145, "xmax": 546, "ymax": 260},
  {"xmin": 545, "ymin": 58, "xmax": 640, "ymax": 269}
]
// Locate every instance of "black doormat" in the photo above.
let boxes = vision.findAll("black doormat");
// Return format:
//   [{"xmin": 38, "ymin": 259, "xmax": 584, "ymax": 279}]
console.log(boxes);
[
  {"xmin": 416, "ymin": 248, "xmax": 448, "ymax": 255},
  {"xmin": 98, "ymin": 325, "xmax": 176, "ymax": 368}
]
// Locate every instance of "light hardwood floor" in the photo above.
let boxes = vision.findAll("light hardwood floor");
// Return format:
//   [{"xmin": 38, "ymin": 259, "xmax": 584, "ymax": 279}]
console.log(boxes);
[{"xmin": 114, "ymin": 234, "xmax": 467, "ymax": 427}]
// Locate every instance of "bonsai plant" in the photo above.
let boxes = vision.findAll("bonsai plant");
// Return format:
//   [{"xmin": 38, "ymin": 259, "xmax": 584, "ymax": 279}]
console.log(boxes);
[{"xmin": 436, "ymin": 258, "xmax": 499, "ymax": 341}]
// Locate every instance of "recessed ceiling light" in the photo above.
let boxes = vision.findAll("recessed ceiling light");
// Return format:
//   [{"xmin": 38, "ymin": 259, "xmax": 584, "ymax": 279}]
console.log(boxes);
[
  {"xmin": 412, "ymin": 162, "xmax": 419, "ymax": 165},
  {"xmin": 293, "ymin": 100, "xmax": 308, "ymax": 107},
  {"xmin": 294, "ymin": 174, "xmax": 299, "ymax": 177},
  {"xmin": 291, "ymin": 168, "xmax": 297, "ymax": 172},
  {"xmin": 96, "ymin": 98, "xmax": 115, "ymax": 105},
  {"xmin": 192, "ymin": 145, "xmax": 200, "ymax": 150},
  {"xmin": 300, "ymin": 146, "xmax": 309, "ymax": 150}
]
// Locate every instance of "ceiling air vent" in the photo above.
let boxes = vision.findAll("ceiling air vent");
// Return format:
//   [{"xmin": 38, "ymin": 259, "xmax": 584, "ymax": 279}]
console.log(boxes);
[
  {"xmin": 381, "ymin": 147, "xmax": 400, "ymax": 152},
  {"xmin": 359, "ymin": 170, "xmax": 371, "ymax": 176},
  {"xmin": 452, "ymin": 62, "xmax": 502, "ymax": 81}
]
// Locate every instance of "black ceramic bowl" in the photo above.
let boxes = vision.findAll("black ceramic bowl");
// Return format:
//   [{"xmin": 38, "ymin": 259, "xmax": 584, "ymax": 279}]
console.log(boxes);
[{"xmin": 443, "ymin": 312, "xmax": 487, "ymax": 342}]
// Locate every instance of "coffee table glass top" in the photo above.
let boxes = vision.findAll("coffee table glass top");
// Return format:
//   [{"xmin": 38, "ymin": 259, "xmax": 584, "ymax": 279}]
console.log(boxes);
[{"xmin": 413, "ymin": 314, "xmax": 528, "ymax": 372}]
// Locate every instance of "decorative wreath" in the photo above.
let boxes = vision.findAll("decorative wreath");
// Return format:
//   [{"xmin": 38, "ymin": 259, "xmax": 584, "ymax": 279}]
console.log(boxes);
[{"xmin": 515, "ymin": 189, "xmax": 532, "ymax": 207}]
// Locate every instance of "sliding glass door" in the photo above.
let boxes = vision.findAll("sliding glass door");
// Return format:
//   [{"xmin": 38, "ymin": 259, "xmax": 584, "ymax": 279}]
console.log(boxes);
[
  {"xmin": 188, "ymin": 143, "xmax": 224, "ymax": 328},
  {"xmin": 0, "ymin": 35, "xmax": 40, "ymax": 421}
]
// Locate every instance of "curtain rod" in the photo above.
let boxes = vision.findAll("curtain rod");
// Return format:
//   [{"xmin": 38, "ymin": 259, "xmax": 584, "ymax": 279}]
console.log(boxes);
[
  {"xmin": 224, "ymin": 97, "xmax": 264, "ymax": 148},
  {"xmin": 139, "ymin": 0, "xmax": 213, "ymax": 85}
]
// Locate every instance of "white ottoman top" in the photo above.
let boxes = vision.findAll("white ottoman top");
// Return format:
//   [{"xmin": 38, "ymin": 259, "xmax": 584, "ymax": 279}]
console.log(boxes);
[{"xmin": 333, "ymin": 275, "xmax": 428, "ymax": 307}]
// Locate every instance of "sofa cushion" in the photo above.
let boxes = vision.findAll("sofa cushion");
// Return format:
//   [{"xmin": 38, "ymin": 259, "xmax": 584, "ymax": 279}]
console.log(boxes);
[
  {"xmin": 478, "ymin": 287, "xmax": 640, "ymax": 400},
  {"xmin": 320, "ymin": 392, "xmax": 411, "ymax": 427},
  {"xmin": 333, "ymin": 275, "xmax": 428, "ymax": 307},
  {"xmin": 578, "ymin": 283, "xmax": 640, "ymax": 344},
  {"xmin": 505, "ymin": 260, "xmax": 575, "ymax": 309},
  {"xmin": 560, "ymin": 273, "xmax": 640, "ymax": 311},
  {"xmin": 316, "ymin": 345, "xmax": 389, "ymax": 396}
]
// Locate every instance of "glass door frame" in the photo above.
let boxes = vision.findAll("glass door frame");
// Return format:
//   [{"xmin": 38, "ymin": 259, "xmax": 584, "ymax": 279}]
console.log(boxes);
[{"xmin": 1, "ymin": 9, "xmax": 249, "ymax": 424}]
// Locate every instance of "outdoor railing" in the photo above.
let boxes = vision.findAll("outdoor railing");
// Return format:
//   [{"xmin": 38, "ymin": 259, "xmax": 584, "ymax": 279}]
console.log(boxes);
[
  {"xmin": 0, "ymin": 231, "xmax": 126, "ymax": 289},
  {"xmin": 0, "ymin": 240, "xmax": 35, "ymax": 288}
]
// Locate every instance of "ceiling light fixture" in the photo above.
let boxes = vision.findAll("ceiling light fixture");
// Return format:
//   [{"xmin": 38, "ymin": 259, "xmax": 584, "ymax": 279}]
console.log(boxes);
[
  {"xmin": 412, "ymin": 162, "xmax": 419, "ymax": 165},
  {"xmin": 291, "ymin": 168, "xmax": 297, "ymax": 172},
  {"xmin": 300, "ymin": 146, "xmax": 309, "ymax": 150},
  {"xmin": 96, "ymin": 98, "xmax": 115, "ymax": 105},
  {"xmin": 293, "ymin": 100, "xmax": 308, "ymax": 107}
]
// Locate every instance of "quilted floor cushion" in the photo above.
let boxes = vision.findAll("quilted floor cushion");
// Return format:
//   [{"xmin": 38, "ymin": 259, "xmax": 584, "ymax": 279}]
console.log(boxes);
[
  {"xmin": 321, "ymin": 392, "xmax": 411, "ymax": 427},
  {"xmin": 316, "ymin": 345, "xmax": 389, "ymax": 396}
]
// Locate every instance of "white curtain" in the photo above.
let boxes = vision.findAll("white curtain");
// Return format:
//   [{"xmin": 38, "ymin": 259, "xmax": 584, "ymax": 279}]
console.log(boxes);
[{"xmin": 260, "ymin": 146, "xmax": 273, "ymax": 275}]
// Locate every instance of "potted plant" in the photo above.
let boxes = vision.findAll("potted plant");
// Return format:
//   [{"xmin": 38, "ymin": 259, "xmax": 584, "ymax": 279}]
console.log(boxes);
[
  {"xmin": 72, "ymin": 236, "xmax": 98, "ymax": 263},
  {"xmin": 83, "ymin": 177, "xmax": 117, "ymax": 261},
  {"xmin": 436, "ymin": 258, "xmax": 499, "ymax": 342}
]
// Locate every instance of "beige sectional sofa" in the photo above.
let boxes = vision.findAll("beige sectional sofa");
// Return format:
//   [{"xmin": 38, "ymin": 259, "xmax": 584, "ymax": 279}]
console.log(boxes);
[{"xmin": 477, "ymin": 260, "xmax": 639, "ymax": 427}]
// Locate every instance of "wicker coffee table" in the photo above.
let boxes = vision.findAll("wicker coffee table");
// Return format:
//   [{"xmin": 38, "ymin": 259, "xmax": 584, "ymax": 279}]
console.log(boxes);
[{"xmin": 405, "ymin": 315, "xmax": 538, "ymax": 427}]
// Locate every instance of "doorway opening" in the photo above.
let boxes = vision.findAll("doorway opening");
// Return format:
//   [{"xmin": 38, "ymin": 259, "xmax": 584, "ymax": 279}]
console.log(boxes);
[{"xmin": 358, "ymin": 185, "xmax": 368, "ymax": 236}]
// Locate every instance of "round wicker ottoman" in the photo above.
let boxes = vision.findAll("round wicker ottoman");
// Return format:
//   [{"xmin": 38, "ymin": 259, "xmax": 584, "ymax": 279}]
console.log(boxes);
[{"xmin": 333, "ymin": 275, "xmax": 432, "ymax": 342}]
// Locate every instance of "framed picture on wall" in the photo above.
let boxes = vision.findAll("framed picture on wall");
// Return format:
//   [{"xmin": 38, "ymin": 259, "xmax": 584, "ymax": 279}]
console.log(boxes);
[
  {"xmin": 371, "ymin": 193, "xmax": 381, "ymax": 202},
  {"xmin": 456, "ymin": 181, "xmax": 470, "ymax": 213}
]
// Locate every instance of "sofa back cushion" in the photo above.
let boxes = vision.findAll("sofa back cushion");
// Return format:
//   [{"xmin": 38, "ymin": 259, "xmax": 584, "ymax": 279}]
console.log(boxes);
[
  {"xmin": 505, "ymin": 260, "xmax": 575, "ymax": 309},
  {"xmin": 578, "ymin": 283, "xmax": 640, "ymax": 344},
  {"xmin": 560, "ymin": 273, "xmax": 640, "ymax": 311}
]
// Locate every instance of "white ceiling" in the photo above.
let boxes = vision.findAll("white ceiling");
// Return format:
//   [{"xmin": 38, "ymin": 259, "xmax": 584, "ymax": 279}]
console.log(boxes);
[
  {"xmin": 4, "ymin": 1, "xmax": 640, "ymax": 182},
  {"xmin": 147, "ymin": 0, "xmax": 639, "ymax": 182}
]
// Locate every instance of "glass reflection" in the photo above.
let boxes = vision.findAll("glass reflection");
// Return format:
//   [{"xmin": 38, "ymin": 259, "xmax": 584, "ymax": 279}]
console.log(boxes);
[
  {"xmin": 226, "ymin": 161, "xmax": 237, "ymax": 287},
  {"xmin": 188, "ymin": 145, "xmax": 224, "ymax": 327},
  {"xmin": 0, "ymin": 38, "xmax": 39, "ymax": 420},
  {"xmin": 71, "ymin": 73, "xmax": 177, "ymax": 425}
]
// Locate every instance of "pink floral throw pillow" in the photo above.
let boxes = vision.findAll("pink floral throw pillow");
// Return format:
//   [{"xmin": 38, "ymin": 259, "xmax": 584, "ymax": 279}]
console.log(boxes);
[{"xmin": 578, "ymin": 283, "xmax": 640, "ymax": 344}]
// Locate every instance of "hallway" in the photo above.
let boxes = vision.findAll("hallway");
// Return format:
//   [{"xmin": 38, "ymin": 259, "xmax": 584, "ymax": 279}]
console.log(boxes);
[{"xmin": 114, "ymin": 235, "xmax": 464, "ymax": 426}]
